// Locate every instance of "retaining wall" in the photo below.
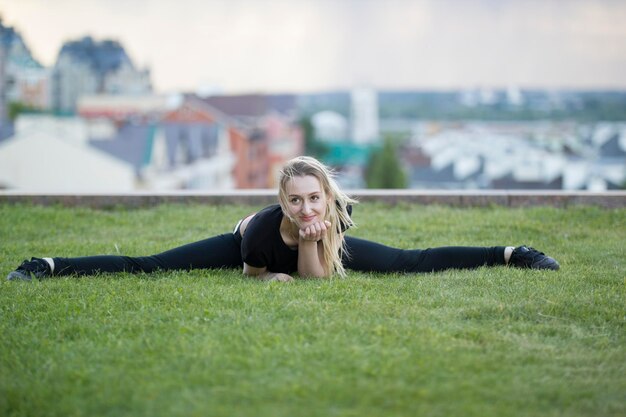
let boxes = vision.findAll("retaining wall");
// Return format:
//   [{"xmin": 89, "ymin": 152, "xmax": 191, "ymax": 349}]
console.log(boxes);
[{"xmin": 1, "ymin": 190, "xmax": 625, "ymax": 208}]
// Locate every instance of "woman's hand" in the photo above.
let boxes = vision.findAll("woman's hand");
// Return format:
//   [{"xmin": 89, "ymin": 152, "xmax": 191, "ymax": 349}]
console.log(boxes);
[{"xmin": 299, "ymin": 220, "xmax": 332, "ymax": 242}]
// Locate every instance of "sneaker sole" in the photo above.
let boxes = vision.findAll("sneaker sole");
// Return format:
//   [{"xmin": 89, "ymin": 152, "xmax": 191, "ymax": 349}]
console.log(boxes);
[
  {"xmin": 533, "ymin": 259, "xmax": 560, "ymax": 270},
  {"xmin": 6, "ymin": 271, "xmax": 32, "ymax": 281}
]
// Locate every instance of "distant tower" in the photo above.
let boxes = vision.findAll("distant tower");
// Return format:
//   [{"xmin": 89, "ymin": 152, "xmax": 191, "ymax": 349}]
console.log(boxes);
[{"xmin": 350, "ymin": 87, "xmax": 379, "ymax": 145}]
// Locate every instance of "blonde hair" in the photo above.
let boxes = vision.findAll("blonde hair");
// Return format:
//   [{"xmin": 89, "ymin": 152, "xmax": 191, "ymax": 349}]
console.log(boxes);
[{"xmin": 278, "ymin": 156, "xmax": 357, "ymax": 278}]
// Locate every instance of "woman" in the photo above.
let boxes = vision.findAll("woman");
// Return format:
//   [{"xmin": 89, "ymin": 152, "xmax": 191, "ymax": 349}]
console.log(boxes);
[{"xmin": 7, "ymin": 156, "xmax": 559, "ymax": 282}]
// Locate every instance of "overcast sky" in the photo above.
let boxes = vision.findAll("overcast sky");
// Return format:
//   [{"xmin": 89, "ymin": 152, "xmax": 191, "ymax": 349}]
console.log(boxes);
[{"xmin": 1, "ymin": 0, "xmax": 625, "ymax": 94}]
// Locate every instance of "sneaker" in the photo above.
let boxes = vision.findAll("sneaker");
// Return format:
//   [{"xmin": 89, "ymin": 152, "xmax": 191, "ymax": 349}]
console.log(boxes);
[
  {"xmin": 509, "ymin": 246, "xmax": 560, "ymax": 271},
  {"xmin": 6, "ymin": 258, "xmax": 51, "ymax": 281}
]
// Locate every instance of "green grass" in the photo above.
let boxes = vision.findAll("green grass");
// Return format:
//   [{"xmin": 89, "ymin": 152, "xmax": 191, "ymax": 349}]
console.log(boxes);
[{"xmin": 0, "ymin": 203, "xmax": 624, "ymax": 417}]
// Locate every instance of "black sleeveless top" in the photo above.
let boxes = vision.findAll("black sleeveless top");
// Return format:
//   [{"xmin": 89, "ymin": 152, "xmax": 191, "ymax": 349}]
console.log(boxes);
[{"xmin": 240, "ymin": 204, "xmax": 352, "ymax": 274}]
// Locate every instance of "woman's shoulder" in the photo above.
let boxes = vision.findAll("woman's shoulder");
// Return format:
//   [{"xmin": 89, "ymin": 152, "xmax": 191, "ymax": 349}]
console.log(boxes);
[
  {"xmin": 254, "ymin": 204, "xmax": 282, "ymax": 219},
  {"xmin": 246, "ymin": 204, "xmax": 283, "ymax": 233},
  {"xmin": 241, "ymin": 204, "xmax": 283, "ymax": 253}
]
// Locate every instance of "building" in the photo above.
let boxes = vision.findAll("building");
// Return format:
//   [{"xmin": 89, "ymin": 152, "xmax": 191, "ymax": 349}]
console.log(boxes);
[
  {"xmin": 401, "ymin": 121, "xmax": 626, "ymax": 191},
  {"xmin": 81, "ymin": 95, "xmax": 238, "ymax": 190},
  {"xmin": 52, "ymin": 37, "xmax": 151, "ymax": 113},
  {"xmin": 157, "ymin": 98, "xmax": 235, "ymax": 189},
  {"xmin": 0, "ymin": 18, "xmax": 51, "ymax": 111},
  {"xmin": 311, "ymin": 110, "xmax": 349, "ymax": 142},
  {"xmin": 0, "ymin": 95, "xmax": 247, "ymax": 191},
  {"xmin": 78, "ymin": 94, "xmax": 180, "ymax": 124},
  {"xmin": 203, "ymin": 94, "xmax": 303, "ymax": 187},
  {"xmin": 0, "ymin": 115, "xmax": 135, "ymax": 191},
  {"xmin": 228, "ymin": 125, "xmax": 268, "ymax": 189}
]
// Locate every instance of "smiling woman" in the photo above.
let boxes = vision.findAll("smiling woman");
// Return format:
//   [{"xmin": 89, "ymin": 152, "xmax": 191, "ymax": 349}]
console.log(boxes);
[
  {"xmin": 238, "ymin": 157, "xmax": 355, "ymax": 281},
  {"xmin": 7, "ymin": 156, "xmax": 559, "ymax": 283}
]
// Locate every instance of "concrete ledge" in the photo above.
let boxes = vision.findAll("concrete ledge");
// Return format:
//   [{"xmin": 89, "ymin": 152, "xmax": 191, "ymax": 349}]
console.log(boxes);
[{"xmin": 1, "ymin": 190, "xmax": 625, "ymax": 208}]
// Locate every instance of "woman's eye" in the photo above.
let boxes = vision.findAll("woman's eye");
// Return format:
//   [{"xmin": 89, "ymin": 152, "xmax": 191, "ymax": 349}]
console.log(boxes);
[
  {"xmin": 311, "ymin": 195, "xmax": 319, "ymax": 201},
  {"xmin": 290, "ymin": 198, "xmax": 300, "ymax": 204}
]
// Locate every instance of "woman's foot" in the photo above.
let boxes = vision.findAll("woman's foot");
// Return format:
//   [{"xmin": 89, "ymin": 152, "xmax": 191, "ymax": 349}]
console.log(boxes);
[
  {"xmin": 509, "ymin": 246, "xmax": 560, "ymax": 270},
  {"xmin": 6, "ymin": 258, "xmax": 51, "ymax": 281}
]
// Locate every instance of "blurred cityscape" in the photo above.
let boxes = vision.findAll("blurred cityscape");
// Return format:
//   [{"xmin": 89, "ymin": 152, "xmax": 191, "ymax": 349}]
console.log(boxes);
[{"xmin": 0, "ymin": 18, "xmax": 625, "ymax": 192}]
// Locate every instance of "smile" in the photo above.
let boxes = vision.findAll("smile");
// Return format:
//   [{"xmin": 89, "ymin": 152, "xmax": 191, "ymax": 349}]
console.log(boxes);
[{"xmin": 301, "ymin": 215, "xmax": 316, "ymax": 222}]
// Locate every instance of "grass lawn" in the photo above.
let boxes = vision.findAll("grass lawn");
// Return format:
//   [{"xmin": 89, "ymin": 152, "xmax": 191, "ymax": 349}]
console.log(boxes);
[{"xmin": 0, "ymin": 202, "xmax": 624, "ymax": 417}]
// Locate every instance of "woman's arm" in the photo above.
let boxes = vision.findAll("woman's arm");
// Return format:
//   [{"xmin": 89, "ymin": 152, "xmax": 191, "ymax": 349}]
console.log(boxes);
[
  {"xmin": 297, "ymin": 221, "xmax": 331, "ymax": 278},
  {"xmin": 243, "ymin": 262, "xmax": 293, "ymax": 282}
]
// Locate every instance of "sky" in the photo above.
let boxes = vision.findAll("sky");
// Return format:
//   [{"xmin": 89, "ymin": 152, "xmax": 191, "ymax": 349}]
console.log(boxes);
[{"xmin": 1, "ymin": 0, "xmax": 626, "ymax": 94}]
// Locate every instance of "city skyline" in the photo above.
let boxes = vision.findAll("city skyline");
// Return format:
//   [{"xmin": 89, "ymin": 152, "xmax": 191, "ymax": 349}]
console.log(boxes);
[{"xmin": 1, "ymin": 0, "xmax": 626, "ymax": 94}]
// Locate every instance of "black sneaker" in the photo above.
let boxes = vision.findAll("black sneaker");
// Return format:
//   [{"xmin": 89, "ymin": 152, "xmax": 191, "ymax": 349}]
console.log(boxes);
[
  {"xmin": 6, "ymin": 258, "xmax": 51, "ymax": 281},
  {"xmin": 509, "ymin": 246, "xmax": 560, "ymax": 270}
]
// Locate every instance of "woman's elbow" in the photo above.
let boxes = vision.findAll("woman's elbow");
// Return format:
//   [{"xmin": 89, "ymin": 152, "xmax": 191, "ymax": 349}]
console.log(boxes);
[{"xmin": 243, "ymin": 263, "xmax": 266, "ymax": 277}]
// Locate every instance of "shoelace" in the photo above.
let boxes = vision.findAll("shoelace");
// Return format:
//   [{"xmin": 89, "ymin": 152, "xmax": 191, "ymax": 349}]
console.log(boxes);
[
  {"xmin": 525, "ymin": 247, "xmax": 550, "ymax": 265},
  {"xmin": 512, "ymin": 247, "xmax": 543, "ymax": 265},
  {"xmin": 527, "ymin": 247, "xmax": 545, "ymax": 256}
]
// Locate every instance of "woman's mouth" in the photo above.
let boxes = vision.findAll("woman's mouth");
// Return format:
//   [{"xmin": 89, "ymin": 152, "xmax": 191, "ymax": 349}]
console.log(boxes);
[{"xmin": 301, "ymin": 215, "xmax": 316, "ymax": 223}]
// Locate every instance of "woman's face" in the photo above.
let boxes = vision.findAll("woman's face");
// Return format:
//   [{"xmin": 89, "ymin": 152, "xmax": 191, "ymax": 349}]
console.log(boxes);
[{"xmin": 284, "ymin": 175, "xmax": 328, "ymax": 228}]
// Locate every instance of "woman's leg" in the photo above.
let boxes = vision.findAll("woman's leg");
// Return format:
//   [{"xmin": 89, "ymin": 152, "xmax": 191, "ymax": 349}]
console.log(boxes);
[
  {"xmin": 52, "ymin": 233, "xmax": 243, "ymax": 276},
  {"xmin": 343, "ymin": 236, "xmax": 506, "ymax": 273}
]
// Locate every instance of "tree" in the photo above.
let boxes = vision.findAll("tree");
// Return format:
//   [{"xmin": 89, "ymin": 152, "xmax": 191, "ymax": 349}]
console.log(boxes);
[
  {"xmin": 365, "ymin": 136, "xmax": 407, "ymax": 188},
  {"xmin": 8, "ymin": 102, "xmax": 40, "ymax": 121},
  {"xmin": 299, "ymin": 116, "xmax": 328, "ymax": 159}
]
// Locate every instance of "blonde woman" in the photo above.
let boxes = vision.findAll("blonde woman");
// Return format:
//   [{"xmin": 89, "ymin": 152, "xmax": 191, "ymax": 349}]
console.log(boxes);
[{"xmin": 7, "ymin": 156, "xmax": 559, "ymax": 282}]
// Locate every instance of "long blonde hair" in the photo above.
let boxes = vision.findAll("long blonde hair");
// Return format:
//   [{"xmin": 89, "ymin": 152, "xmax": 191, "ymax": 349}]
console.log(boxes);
[{"xmin": 278, "ymin": 156, "xmax": 357, "ymax": 278}]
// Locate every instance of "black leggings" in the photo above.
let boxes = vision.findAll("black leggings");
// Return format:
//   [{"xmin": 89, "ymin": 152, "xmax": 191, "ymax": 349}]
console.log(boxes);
[
  {"xmin": 52, "ymin": 233, "xmax": 506, "ymax": 276},
  {"xmin": 343, "ymin": 237, "xmax": 505, "ymax": 273}
]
